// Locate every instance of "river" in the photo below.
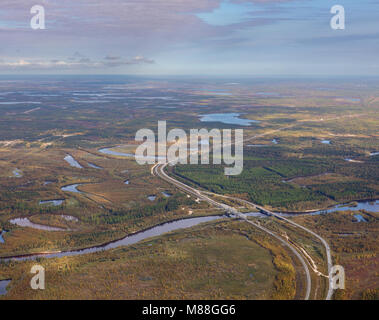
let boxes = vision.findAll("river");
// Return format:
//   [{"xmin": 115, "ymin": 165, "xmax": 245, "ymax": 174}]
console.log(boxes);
[{"xmin": 1, "ymin": 215, "xmax": 226, "ymax": 262}]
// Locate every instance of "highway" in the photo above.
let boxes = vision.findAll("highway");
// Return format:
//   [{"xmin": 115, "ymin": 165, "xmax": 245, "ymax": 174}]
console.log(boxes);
[
  {"xmin": 153, "ymin": 162, "xmax": 314, "ymax": 300},
  {"xmin": 205, "ymin": 192, "xmax": 333, "ymax": 300},
  {"xmin": 150, "ymin": 117, "xmax": 344, "ymax": 300}
]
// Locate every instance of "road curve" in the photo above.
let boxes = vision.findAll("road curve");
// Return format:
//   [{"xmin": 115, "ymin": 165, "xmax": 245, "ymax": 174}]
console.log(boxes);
[
  {"xmin": 151, "ymin": 115, "xmax": 340, "ymax": 300},
  {"xmin": 230, "ymin": 197, "xmax": 333, "ymax": 300},
  {"xmin": 153, "ymin": 162, "xmax": 312, "ymax": 300}
]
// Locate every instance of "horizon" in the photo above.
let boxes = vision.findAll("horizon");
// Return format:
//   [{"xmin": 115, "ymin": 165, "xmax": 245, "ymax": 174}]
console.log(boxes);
[{"xmin": 1, "ymin": 74, "xmax": 379, "ymax": 79}]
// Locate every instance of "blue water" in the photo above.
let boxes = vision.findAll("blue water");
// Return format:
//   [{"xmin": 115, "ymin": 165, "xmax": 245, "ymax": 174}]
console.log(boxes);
[
  {"xmin": 162, "ymin": 191, "xmax": 172, "ymax": 198},
  {"xmin": 245, "ymin": 212, "xmax": 267, "ymax": 218},
  {"xmin": 61, "ymin": 184, "xmax": 83, "ymax": 194},
  {"xmin": 353, "ymin": 214, "xmax": 367, "ymax": 223},
  {"xmin": 0, "ymin": 280, "xmax": 11, "ymax": 296},
  {"xmin": 64, "ymin": 155, "xmax": 83, "ymax": 169},
  {"xmin": 308, "ymin": 200, "xmax": 379, "ymax": 216},
  {"xmin": 200, "ymin": 113, "xmax": 259, "ymax": 126},
  {"xmin": 99, "ymin": 147, "xmax": 165, "ymax": 161},
  {"xmin": 10, "ymin": 218, "xmax": 66, "ymax": 232},
  {"xmin": 321, "ymin": 140, "xmax": 331, "ymax": 144},
  {"xmin": 39, "ymin": 200, "xmax": 64, "ymax": 206},
  {"xmin": 0, "ymin": 231, "xmax": 6, "ymax": 243},
  {"xmin": 12, "ymin": 169, "xmax": 22, "ymax": 178},
  {"xmin": 0, "ymin": 101, "xmax": 41, "ymax": 105},
  {"xmin": 2, "ymin": 198, "xmax": 378, "ymax": 262},
  {"xmin": 99, "ymin": 147, "xmax": 134, "ymax": 157},
  {"xmin": 88, "ymin": 162, "xmax": 102, "ymax": 169},
  {"xmin": 3, "ymin": 215, "xmax": 226, "ymax": 262}
]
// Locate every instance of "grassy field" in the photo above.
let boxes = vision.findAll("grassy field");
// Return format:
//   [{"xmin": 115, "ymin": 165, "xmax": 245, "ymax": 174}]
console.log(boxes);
[
  {"xmin": 0, "ymin": 220, "xmax": 297, "ymax": 300},
  {"xmin": 292, "ymin": 210, "xmax": 379, "ymax": 299}
]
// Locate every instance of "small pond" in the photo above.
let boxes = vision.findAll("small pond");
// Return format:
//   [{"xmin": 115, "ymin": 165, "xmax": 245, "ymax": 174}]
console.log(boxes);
[
  {"xmin": 64, "ymin": 155, "xmax": 83, "ymax": 169},
  {"xmin": 61, "ymin": 184, "xmax": 83, "ymax": 194},
  {"xmin": 0, "ymin": 280, "xmax": 11, "ymax": 296},
  {"xmin": 39, "ymin": 200, "xmax": 64, "ymax": 206},
  {"xmin": 353, "ymin": 214, "xmax": 367, "ymax": 223}
]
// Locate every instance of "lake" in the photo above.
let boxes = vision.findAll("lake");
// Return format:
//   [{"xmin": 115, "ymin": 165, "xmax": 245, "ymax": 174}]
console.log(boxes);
[
  {"xmin": 0, "ymin": 230, "xmax": 6, "ymax": 243},
  {"xmin": 10, "ymin": 218, "xmax": 66, "ymax": 232},
  {"xmin": 39, "ymin": 200, "xmax": 64, "ymax": 206},
  {"xmin": 353, "ymin": 214, "xmax": 367, "ymax": 223},
  {"xmin": 99, "ymin": 147, "xmax": 166, "ymax": 161},
  {"xmin": 162, "ymin": 191, "xmax": 172, "ymax": 198},
  {"xmin": 12, "ymin": 169, "xmax": 22, "ymax": 178},
  {"xmin": 64, "ymin": 155, "xmax": 83, "ymax": 169},
  {"xmin": 0, "ymin": 280, "xmax": 11, "ymax": 296},
  {"xmin": 199, "ymin": 113, "xmax": 259, "ymax": 126},
  {"xmin": 61, "ymin": 184, "xmax": 83, "ymax": 194}
]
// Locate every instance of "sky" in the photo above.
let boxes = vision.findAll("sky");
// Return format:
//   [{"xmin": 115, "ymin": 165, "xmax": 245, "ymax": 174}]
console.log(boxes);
[{"xmin": 0, "ymin": 0, "xmax": 378, "ymax": 76}]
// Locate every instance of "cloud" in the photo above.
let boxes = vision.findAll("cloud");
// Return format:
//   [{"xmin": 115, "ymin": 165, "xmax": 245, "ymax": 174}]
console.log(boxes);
[
  {"xmin": 0, "ymin": 55, "xmax": 155, "ymax": 70},
  {"xmin": 0, "ymin": 0, "xmax": 295, "ymax": 65},
  {"xmin": 104, "ymin": 55, "xmax": 121, "ymax": 61},
  {"xmin": 0, "ymin": 0, "xmax": 282, "ymax": 39},
  {"xmin": 0, "ymin": 0, "xmax": 377, "ymax": 75},
  {"xmin": 132, "ymin": 56, "xmax": 154, "ymax": 64}
]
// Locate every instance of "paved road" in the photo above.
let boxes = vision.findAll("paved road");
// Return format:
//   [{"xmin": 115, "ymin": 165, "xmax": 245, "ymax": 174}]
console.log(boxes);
[
  {"xmin": 208, "ymin": 193, "xmax": 333, "ymax": 300},
  {"xmin": 151, "ymin": 114, "xmax": 349, "ymax": 300},
  {"xmin": 153, "ymin": 162, "xmax": 312, "ymax": 300}
]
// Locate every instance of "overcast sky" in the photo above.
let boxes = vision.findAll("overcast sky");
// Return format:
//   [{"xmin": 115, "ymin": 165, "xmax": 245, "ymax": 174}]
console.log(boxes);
[{"xmin": 0, "ymin": 0, "xmax": 378, "ymax": 75}]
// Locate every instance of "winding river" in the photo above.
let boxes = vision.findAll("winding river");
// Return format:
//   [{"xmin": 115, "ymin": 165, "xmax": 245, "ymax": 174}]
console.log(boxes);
[
  {"xmin": 1, "ymin": 215, "xmax": 226, "ymax": 262},
  {"xmin": 3, "ymin": 143, "xmax": 377, "ymax": 262},
  {"xmin": 2, "ymin": 198, "xmax": 377, "ymax": 263},
  {"xmin": 279, "ymin": 200, "xmax": 379, "ymax": 217},
  {"xmin": 307, "ymin": 200, "xmax": 379, "ymax": 216}
]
